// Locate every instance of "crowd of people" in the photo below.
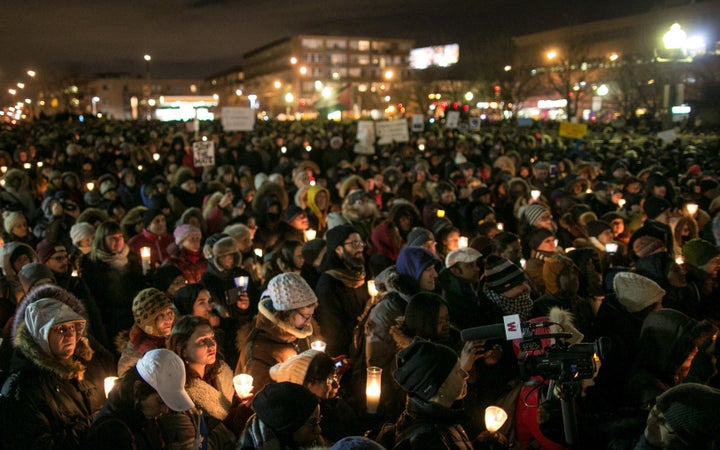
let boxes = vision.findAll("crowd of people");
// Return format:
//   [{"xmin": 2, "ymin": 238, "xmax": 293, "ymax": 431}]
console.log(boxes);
[{"xmin": 0, "ymin": 114, "xmax": 719, "ymax": 449}]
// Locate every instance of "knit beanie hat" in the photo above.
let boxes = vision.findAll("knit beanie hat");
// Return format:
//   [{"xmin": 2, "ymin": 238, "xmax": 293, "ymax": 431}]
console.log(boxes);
[
  {"xmin": 643, "ymin": 196, "xmax": 671, "ymax": 220},
  {"xmin": 633, "ymin": 236, "xmax": 666, "ymax": 259},
  {"xmin": 172, "ymin": 283, "xmax": 205, "ymax": 316},
  {"xmin": 326, "ymin": 212, "xmax": 350, "ymax": 230},
  {"xmin": 325, "ymin": 224, "xmax": 357, "ymax": 252},
  {"xmin": 393, "ymin": 338, "xmax": 458, "ymax": 401},
  {"xmin": 522, "ymin": 204, "xmax": 549, "ymax": 226},
  {"xmin": 528, "ymin": 228, "xmax": 554, "ymax": 250},
  {"xmin": 142, "ymin": 208, "xmax": 164, "ymax": 229},
  {"xmin": 683, "ymin": 238, "xmax": 720, "ymax": 267},
  {"xmin": 35, "ymin": 240, "xmax": 67, "ymax": 265},
  {"xmin": 406, "ymin": 227, "xmax": 434, "ymax": 247},
  {"xmin": 24, "ymin": 298, "xmax": 86, "ymax": 355},
  {"xmin": 252, "ymin": 382, "xmax": 319, "ymax": 434},
  {"xmin": 269, "ymin": 349, "xmax": 322, "ymax": 385},
  {"xmin": 267, "ymin": 272, "xmax": 317, "ymax": 311},
  {"xmin": 585, "ymin": 220, "xmax": 612, "ymax": 238},
  {"xmin": 132, "ymin": 288, "xmax": 173, "ymax": 336},
  {"xmin": 153, "ymin": 265, "xmax": 184, "ymax": 293},
  {"xmin": 18, "ymin": 262, "xmax": 56, "ymax": 294},
  {"xmin": 70, "ymin": 222, "xmax": 95, "ymax": 246},
  {"xmin": 301, "ymin": 239, "xmax": 326, "ymax": 265},
  {"xmin": 542, "ymin": 255, "xmax": 576, "ymax": 295},
  {"xmin": 431, "ymin": 218, "xmax": 454, "ymax": 238},
  {"xmin": 396, "ymin": 246, "xmax": 440, "ymax": 283},
  {"xmin": 3, "ymin": 210, "xmax": 25, "ymax": 234},
  {"xmin": 655, "ymin": 383, "xmax": 720, "ymax": 447},
  {"xmin": 613, "ymin": 272, "xmax": 665, "ymax": 313},
  {"xmin": 484, "ymin": 255, "xmax": 527, "ymax": 293},
  {"xmin": 174, "ymin": 224, "xmax": 201, "ymax": 246},
  {"xmin": 283, "ymin": 205, "xmax": 306, "ymax": 223}
]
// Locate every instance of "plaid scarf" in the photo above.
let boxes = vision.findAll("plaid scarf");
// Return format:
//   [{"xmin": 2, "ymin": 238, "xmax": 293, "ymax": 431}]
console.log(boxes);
[{"xmin": 484, "ymin": 288, "xmax": 533, "ymax": 321}]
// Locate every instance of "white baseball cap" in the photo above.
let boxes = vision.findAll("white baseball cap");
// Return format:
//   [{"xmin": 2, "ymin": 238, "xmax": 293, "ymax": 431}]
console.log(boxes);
[
  {"xmin": 445, "ymin": 247, "xmax": 483, "ymax": 268},
  {"xmin": 136, "ymin": 349, "xmax": 194, "ymax": 412}
]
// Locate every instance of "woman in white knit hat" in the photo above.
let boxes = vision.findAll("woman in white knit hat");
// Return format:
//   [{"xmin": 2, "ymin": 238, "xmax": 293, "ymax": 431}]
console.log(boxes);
[{"xmin": 237, "ymin": 272, "xmax": 320, "ymax": 391}]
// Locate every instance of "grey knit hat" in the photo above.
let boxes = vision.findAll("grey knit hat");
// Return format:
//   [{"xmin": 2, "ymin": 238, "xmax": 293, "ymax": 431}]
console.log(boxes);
[
  {"xmin": 613, "ymin": 272, "xmax": 665, "ymax": 313},
  {"xmin": 267, "ymin": 272, "xmax": 317, "ymax": 311}
]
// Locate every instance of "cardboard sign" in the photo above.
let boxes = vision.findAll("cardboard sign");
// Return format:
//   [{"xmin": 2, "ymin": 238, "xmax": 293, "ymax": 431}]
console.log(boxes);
[
  {"xmin": 411, "ymin": 114, "xmax": 425, "ymax": 132},
  {"xmin": 503, "ymin": 314, "xmax": 523, "ymax": 340},
  {"xmin": 558, "ymin": 121, "xmax": 588, "ymax": 139},
  {"xmin": 192, "ymin": 141, "xmax": 215, "ymax": 167},
  {"xmin": 446, "ymin": 111, "xmax": 460, "ymax": 129},
  {"xmin": 221, "ymin": 107, "xmax": 255, "ymax": 131},
  {"xmin": 376, "ymin": 119, "xmax": 410, "ymax": 145},
  {"xmin": 469, "ymin": 117, "xmax": 481, "ymax": 131},
  {"xmin": 354, "ymin": 120, "xmax": 376, "ymax": 155}
]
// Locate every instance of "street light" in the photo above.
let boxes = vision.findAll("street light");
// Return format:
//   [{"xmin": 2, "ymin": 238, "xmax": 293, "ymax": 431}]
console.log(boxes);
[
  {"xmin": 546, "ymin": 50, "xmax": 557, "ymax": 60},
  {"xmin": 504, "ymin": 65, "xmax": 512, "ymax": 72},
  {"xmin": 464, "ymin": 91, "xmax": 474, "ymax": 101},
  {"xmin": 27, "ymin": 70, "xmax": 36, "ymax": 78},
  {"xmin": 596, "ymin": 84, "xmax": 609, "ymax": 96},
  {"xmin": 92, "ymin": 96, "xmax": 100, "ymax": 116}
]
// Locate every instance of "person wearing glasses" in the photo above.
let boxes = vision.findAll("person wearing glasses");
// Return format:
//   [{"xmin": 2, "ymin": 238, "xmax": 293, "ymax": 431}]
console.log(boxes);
[
  {"xmin": 238, "ymin": 272, "xmax": 319, "ymax": 391},
  {"xmin": 117, "ymin": 288, "xmax": 175, "ymax": 376},
  {"xmin": 0, "ymin": 289, "xmax": 103, "ymax": 449},
  {"xmin": 315, "ymin": 224, "xmax": 370, "ymax": 358},
  {"xmin": 270, "ymin": 349, "xmax": 360, "ymax": 442}
]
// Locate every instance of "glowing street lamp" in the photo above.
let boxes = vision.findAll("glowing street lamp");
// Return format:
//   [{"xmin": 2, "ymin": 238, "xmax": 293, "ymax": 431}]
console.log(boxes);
[
  {"xmin": 273, "ymin": 80, "xmax": 282, "ymax": 89},
  {"xmin": 504, "ymin": 65, "xmax": 512, "ymax": 72},
  {"xmin": 384, "ymin": 70, "xmax": 394, "ymax": 80},
  {"xmin": 663, "ymin": 23, "xmax": 687, "ymax": 50},
  {"xmin": 464, "ymin": 91, "xmax": 474, "ymax": 101},
  {"xmin": 8, "ymin": 89, "xmax": 16, "ymax": 95},
  {"xmin": 546, "ymin": 50, "xmax": 558, "ymax": 60},
  {"xmin": 143, "ymin": 54, "xmax": 152, "ymax": 62},
  {"xmin": 609, "ymin": 53, "xmax": 619, "ymax": 62},
  {"xmin": 16, "ymin": 83, "xmax": 25, "ymax": 89}
]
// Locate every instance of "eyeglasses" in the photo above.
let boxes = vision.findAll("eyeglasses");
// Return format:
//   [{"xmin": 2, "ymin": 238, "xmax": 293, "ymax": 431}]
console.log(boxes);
[
  {"xmin": 297, "ymin": 311, "xmax": 314, "ymax": 322},
  {"xmin": 156, "ymin": 310, "xmax": 175, "ymax": 322},
  {"xmin": 343, "ymin": 240, "xmax": 366, "ymax": 249},
  {"xmin": 51, "ymin": 322, "xmax": 85, "ymax": 337},
  {"xmin": 195, "ymin": 337, "xmax": 217, "ymax": 348}
]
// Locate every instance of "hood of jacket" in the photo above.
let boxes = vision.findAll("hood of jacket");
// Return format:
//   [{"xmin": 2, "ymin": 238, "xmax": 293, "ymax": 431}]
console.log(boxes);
[
  {"xmin": 257, "ymin": 298, "xmax": 313, "ymax": 342},
  {"xmin": 2, "ymin": 241, "xmax": 38, "ymax": 280}
]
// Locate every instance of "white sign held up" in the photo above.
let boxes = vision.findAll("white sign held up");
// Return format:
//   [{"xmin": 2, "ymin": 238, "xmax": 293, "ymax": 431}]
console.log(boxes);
[
  {"xmin": 221, "ymin": 107, "xmax": 255, "ymax": 131},
  {"xmin": 354, "ymin": 121, "xmax": 376, "ymax": 155},
  {"xmin": 375, "ymin": 119, "xmax": 409, "ymax": 145},
  {"xmin": 192, "ymin": 141, "xmax": 215, "ymax": 167},
  {"xmin": 446, "ymin": 111, "xmax": 460, "ymax": 129}
]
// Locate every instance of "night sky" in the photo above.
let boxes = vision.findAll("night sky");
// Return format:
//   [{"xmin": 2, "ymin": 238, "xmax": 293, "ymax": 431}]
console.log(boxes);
[{"xmin": 1, "ymin": 0, "xmax": 655, "ymax": 81}]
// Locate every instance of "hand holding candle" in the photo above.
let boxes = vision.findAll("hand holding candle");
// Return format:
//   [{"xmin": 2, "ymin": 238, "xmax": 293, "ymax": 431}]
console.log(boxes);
[{"xmin": 233, "ymin": 374, "xmax": 254, "ymax": 398}]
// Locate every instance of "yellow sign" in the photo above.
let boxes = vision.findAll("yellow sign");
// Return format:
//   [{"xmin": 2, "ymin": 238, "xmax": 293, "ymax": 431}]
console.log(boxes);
[{"xmin": 558, "ymin": 121, "xmax": 588, "ymax": 139}]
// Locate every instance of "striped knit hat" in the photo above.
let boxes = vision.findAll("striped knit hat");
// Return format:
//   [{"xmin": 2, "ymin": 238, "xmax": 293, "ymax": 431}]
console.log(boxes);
[
  {"xmin": 522, "ymin": 204, "xmax": 549, "ymax": 226},
  {"xmin": 484, "ymin": 255, "xmax": 527, "ymax": 292}
]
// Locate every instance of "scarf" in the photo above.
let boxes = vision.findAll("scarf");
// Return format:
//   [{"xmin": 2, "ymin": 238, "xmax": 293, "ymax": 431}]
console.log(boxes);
[
  {"xmin": 93, "ymin": 245, "xmax": 129, "ymax": 269},
  {"xmin": 484, "ymin": 288, "xmax": 533, "ymax": 321},
  {"xmin": 325, "ymin": 267, "xmax": 366, "ymax": 289}
]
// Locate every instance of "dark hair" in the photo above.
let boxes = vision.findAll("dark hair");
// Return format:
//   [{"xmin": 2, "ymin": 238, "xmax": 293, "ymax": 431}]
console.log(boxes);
[
  {"xmin": 108, "ymin": 366, "xmax": 158, "ymax": 412},
  {"xmin": 303, "ymin": 351, "xmax": 335, "ymax": 384},
  {"xmin": 265, "ymin": 240, "xmax": 303, "ymax": 279},
  {"xmin": 167, "ymin": 315, "xmax": 221, "ymax": 381},
  {"xmin": 90, "ymin": 220, "xmax": 124, "ymax": 260},
  {"xmin": 401, "ymin": 292, "xmax": 446, "ymax": 341}
]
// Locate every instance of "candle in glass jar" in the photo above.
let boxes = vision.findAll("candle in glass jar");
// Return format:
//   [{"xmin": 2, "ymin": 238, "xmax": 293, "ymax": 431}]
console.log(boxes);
[
  {"xmin": 311, "ymin": 340, "xmax": 327, "ymax": 352},
  {"xmin": 104, "ymin": 376, "xmax": 118, "ymax": 398},
  {"xmin": 367, "ymin": 280, "xmax": 378, "ymax": 297},
  {"xmin": 366, "ymin": 366, "xmax": 382, "ymax": 414}
]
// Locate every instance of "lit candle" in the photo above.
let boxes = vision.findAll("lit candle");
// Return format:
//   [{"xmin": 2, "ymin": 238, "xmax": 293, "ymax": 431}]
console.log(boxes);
[
  {"xmin": 497, "ymin": 222, "xmax": 504, "ymax": 231},
  {"xmin": 23, "ymin": 163, "xmax": 32, "ymax": 170},
  {"xmin": 71, "ymin": 269, "xmax": 79, "ymax": 277},
  {"xmin": 304, "ymin": 228, "xmax": 317, "ymax": 241},
  {"xmin": 366, "ymin": 366, "xmax": 382, "ymax": 414},
  {"xmin": 605, "ymin": 243, "xmax": 618, "ymax": 253},
  {"xmin": 254, "ymin": 248, "xmax": 263, "ymax": 258},
  {"xmin": 618, "ymin": 198, "xmax": 626, "ymax": 208},
  {"xmin": 152, "ymin": 153, "xmax": 160, "ymax": 161},
  {"xmin": 530, "ymin": 190, "xmax": 541, "ymax": 200},
  {"xmin": 86, "ymin": 182, "xmax": 94, "ymax": 191},
  {"xmin": 37, "ymin": 161, "xmax": 43, "ymax": 168},
  {"xmin": 686, "ymin": 203, "xmax": 698, "ymax": 216},
  {"xmin": 0, "ymin": 166, "xmax": 7, "ymax": 174},
  {"xmin": 458, "ymin": 236, "xmax": 469, "ymax": 249},
  {"xmin": 484, "ymin": 406, "xmax": 508, "ymax": 433},
  {"xmin": 436, "ymin": 209, "xmax": 445, "ymax": 218},
  {"xmin": 233, "ymin": 374, "xmax": 254, "ymax": 398},
  {"xmin": 104, "ymin": 376, "xmax": 118, "ymax": 398},
  {"xmin": 367, "ymin": 280, "xmax": 378, "ymax": 297},
  {"xmin": 520, "ymin": 258, "xmax": 526, "ymax": 268},
  {"xmin": 140, "ymin": 247, "xmax": 151, "ymax": 274},
  {"xmin": 311, "ymin": 340, "xmax": 327, "ymax": 352},
  {"xmin": 675, "ymin": 256, "xmax": 685, "ymax": 265}
]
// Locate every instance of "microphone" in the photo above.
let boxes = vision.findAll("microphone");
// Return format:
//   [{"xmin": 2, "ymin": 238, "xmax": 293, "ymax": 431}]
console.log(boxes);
[{"xmin": 460, "ymin": 323, "xmax": 507, "ymax": 342}]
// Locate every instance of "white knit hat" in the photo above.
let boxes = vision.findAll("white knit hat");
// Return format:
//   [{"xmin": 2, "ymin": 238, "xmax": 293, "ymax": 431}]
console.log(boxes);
[
  {"xmin": 267, "ymin": 273, "xmax": 317, "ymax": 311},
  {"xmin": 613, "ymin": 272, "xmax": 665, "ymax": 313},
  {"xmin": 269, "ymin": 349, "xmax": 321, "ymax": 384},
  {"xmin": 70, "ymin": 222, "xmax": 95, "ymax": 246}
]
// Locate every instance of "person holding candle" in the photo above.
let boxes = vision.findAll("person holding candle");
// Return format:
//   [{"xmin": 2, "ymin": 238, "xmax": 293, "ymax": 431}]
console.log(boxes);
[
  {"xmin": 127, "ymin": 208, "xmax": 174, "ymax": 269},
  {"xmin": 81, "ymin": 221, "xmax": 145, "ymax": 343},
  {"xmin": 0, "ymin": 290, "xmax": 103, "ymax": 449},
  {"xmin": 117, "ymin": 288, "xmax": 175, "ymax": 376},
  {"xmin": 164, "ymin": 224, "xmax": 207, "ymax": 284},
  {"xmin": 166, "ymin": 315, "xmax": 247, "ymax": 444},
  {"xmin": 280, "ymin": 204, "xmax": 309, "ymax": 244},
  {"xmin": 238, "ymin": 272, "xmax": 319, "ymax": 391},
  {"xmin": 270, "ymin": 349, "xmax": 360, "ymax": 442}
]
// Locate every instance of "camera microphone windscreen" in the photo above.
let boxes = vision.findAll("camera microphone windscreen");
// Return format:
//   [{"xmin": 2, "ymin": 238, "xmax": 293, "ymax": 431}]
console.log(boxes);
[{"xmin": 460, "ymin": 323, "xmax": 506, "ymax": 342}]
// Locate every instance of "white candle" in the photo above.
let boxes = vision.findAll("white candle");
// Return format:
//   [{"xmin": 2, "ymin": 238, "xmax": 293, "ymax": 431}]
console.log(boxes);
[
  {"xmin": 86, "ymin": 182, "xmax": 94, "ymax": 191},
  {"xmin": 304, "ymin": 229, "xmax": 317, "ymax": 241},
  {"xmin": 311, "ymin": 340, "xmax": 327, "ymax": 352},
  {"xmin": 366, "ymin": 366, "xmax": 382, "ymax": 414},
  {"xmin": 367, "ymin": 280, "xmax": 378, "ymax": 297},
  {"xmin": 497, "ymin": 222, "xmax": 504, "ymax": 231},
  {"xmin": 686, "ymin": 203, "xmax": 698, "ymax": 216},
  {"xmin": 530, "ymin": 190, "xmax": 541, "ymax": 200},
  {"xmin": 254, "ymin": 248, "xmax": 263, "ymax": 258},
  {"xmin": 458, "ymin": 236, "xmax": 469, "ymax": 249},
  {"xmin": 233, "ymin": 374, "xmax": 254, "ymax": 398},
  {"xmin": 605, "ymin": 243, "xmax": 618, "ymax": 253},
  {"xmin": 618, "ymin": 198, "xmax": 626, "ymax": 208},
  {"xmin": 104, "ymin": 376, "xmax": 118, "ymax": 398},
  {"xmin": 140, "ymin": 247, "xmax": 151, "ymax": 274}
]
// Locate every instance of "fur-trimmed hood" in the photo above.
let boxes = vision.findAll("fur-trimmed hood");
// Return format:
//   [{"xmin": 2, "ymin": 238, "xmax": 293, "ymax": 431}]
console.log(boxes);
[
  {"xmin": 11, "ymin": 284, "xmax": 93, "ymax": 380},
  {"xmin": 186, "ymin": 362, "xmax": 235, "ymax": 420},
  {"xmin": 258, "ymin": 298, "xmax": 314, "ymax": 341},
  {"xmin": 252, "ymin": 181, "xmax": 289, "ymax": 214},
  {"xmin": 2, "ymin": 241, "xmax": 38, "ymax": 281}
]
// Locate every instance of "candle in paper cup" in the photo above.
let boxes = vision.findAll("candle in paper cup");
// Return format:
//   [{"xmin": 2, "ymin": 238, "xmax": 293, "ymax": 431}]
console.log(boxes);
[
  {"xmin": 234, "ymin": 276, "xmax": 249, "ymax": 291},
  {"xmin": 104, "ymin": 376, "xmax": 118, "ymax": 398},
  {"xmin": 366, "ymin": 366, "xmax": 382, "ymax": 414},
  {"xmin": 458, "ymin": 236, "xmax": 469, "ymax": 249},
  {"xmin": 367, "ymin": 280, "xmax": 378, "ymax": 297},
  {"xmin": 233, "ymin": 374, "xmax": 254, "ymax": 398},
  {"xmin": 254, "ymin": 248, "xmax": 263, "ymax": 258},
  {"xmin": 311, "ymin": 340, "xmax": 327, "ymax": 352},
  {"xmin": 605, "ymin": 243, "xmax": 618, "ymax": 253},
  {"xmin": 686, "ymin": 203, "xmax": 698, "ymax": 216},
  {"xmin": 304, "ymin": 229, "xmax": 317, "ymax": 241},
  {"xmin": 530, "ymin": 190, "xmax": 541, "ymax": 200},
  {"xmin": 436, "ymin": 209, "xmax": 445, "ymax": 218}
]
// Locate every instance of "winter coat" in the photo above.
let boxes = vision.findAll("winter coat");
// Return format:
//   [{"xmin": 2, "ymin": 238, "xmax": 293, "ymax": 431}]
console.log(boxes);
[
  {"xmin": 80, "ymin": 251, "xmax": 146, "ymax": 343},
  {"xmin": 164, "ymin": 246, "xmax": 208, "ymax": 284},
  {"xmin": 0, "ymin": 286, "xmax": 104, "ymax": 450},
  {"xmin": 237, "ymin": 414, "xmax": 293, "ymax": 450},
  {"xmin": 117, "ymin": 325, "xmax": 167, "ymax": 377},
  {"xmin": 392, "ymin": 396, "xmax": 473, "ymax": 450},
  {"xmin": 128, "ymin": 228, "xmax": 175, "ymax": 268},
  {"xmin": 315, "ymin": 264, "xmax": 369, "ymax": 358},
  {"xmin": 238, "ymin": 299, "xmax": 315, "ymax": 391},
  {"xmin": 438, "ymin": 267, "xmax": 490, "ymax": 330},
  {"xmin": 1, "ymin": 241, "xmax": 38, "ymax": 304}
]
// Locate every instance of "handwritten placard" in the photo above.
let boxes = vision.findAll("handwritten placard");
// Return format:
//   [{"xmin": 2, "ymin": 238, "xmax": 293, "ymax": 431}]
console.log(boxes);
[{"xmin": 192, "ymin": 141, "xmax": 215, "ymax": 167}]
